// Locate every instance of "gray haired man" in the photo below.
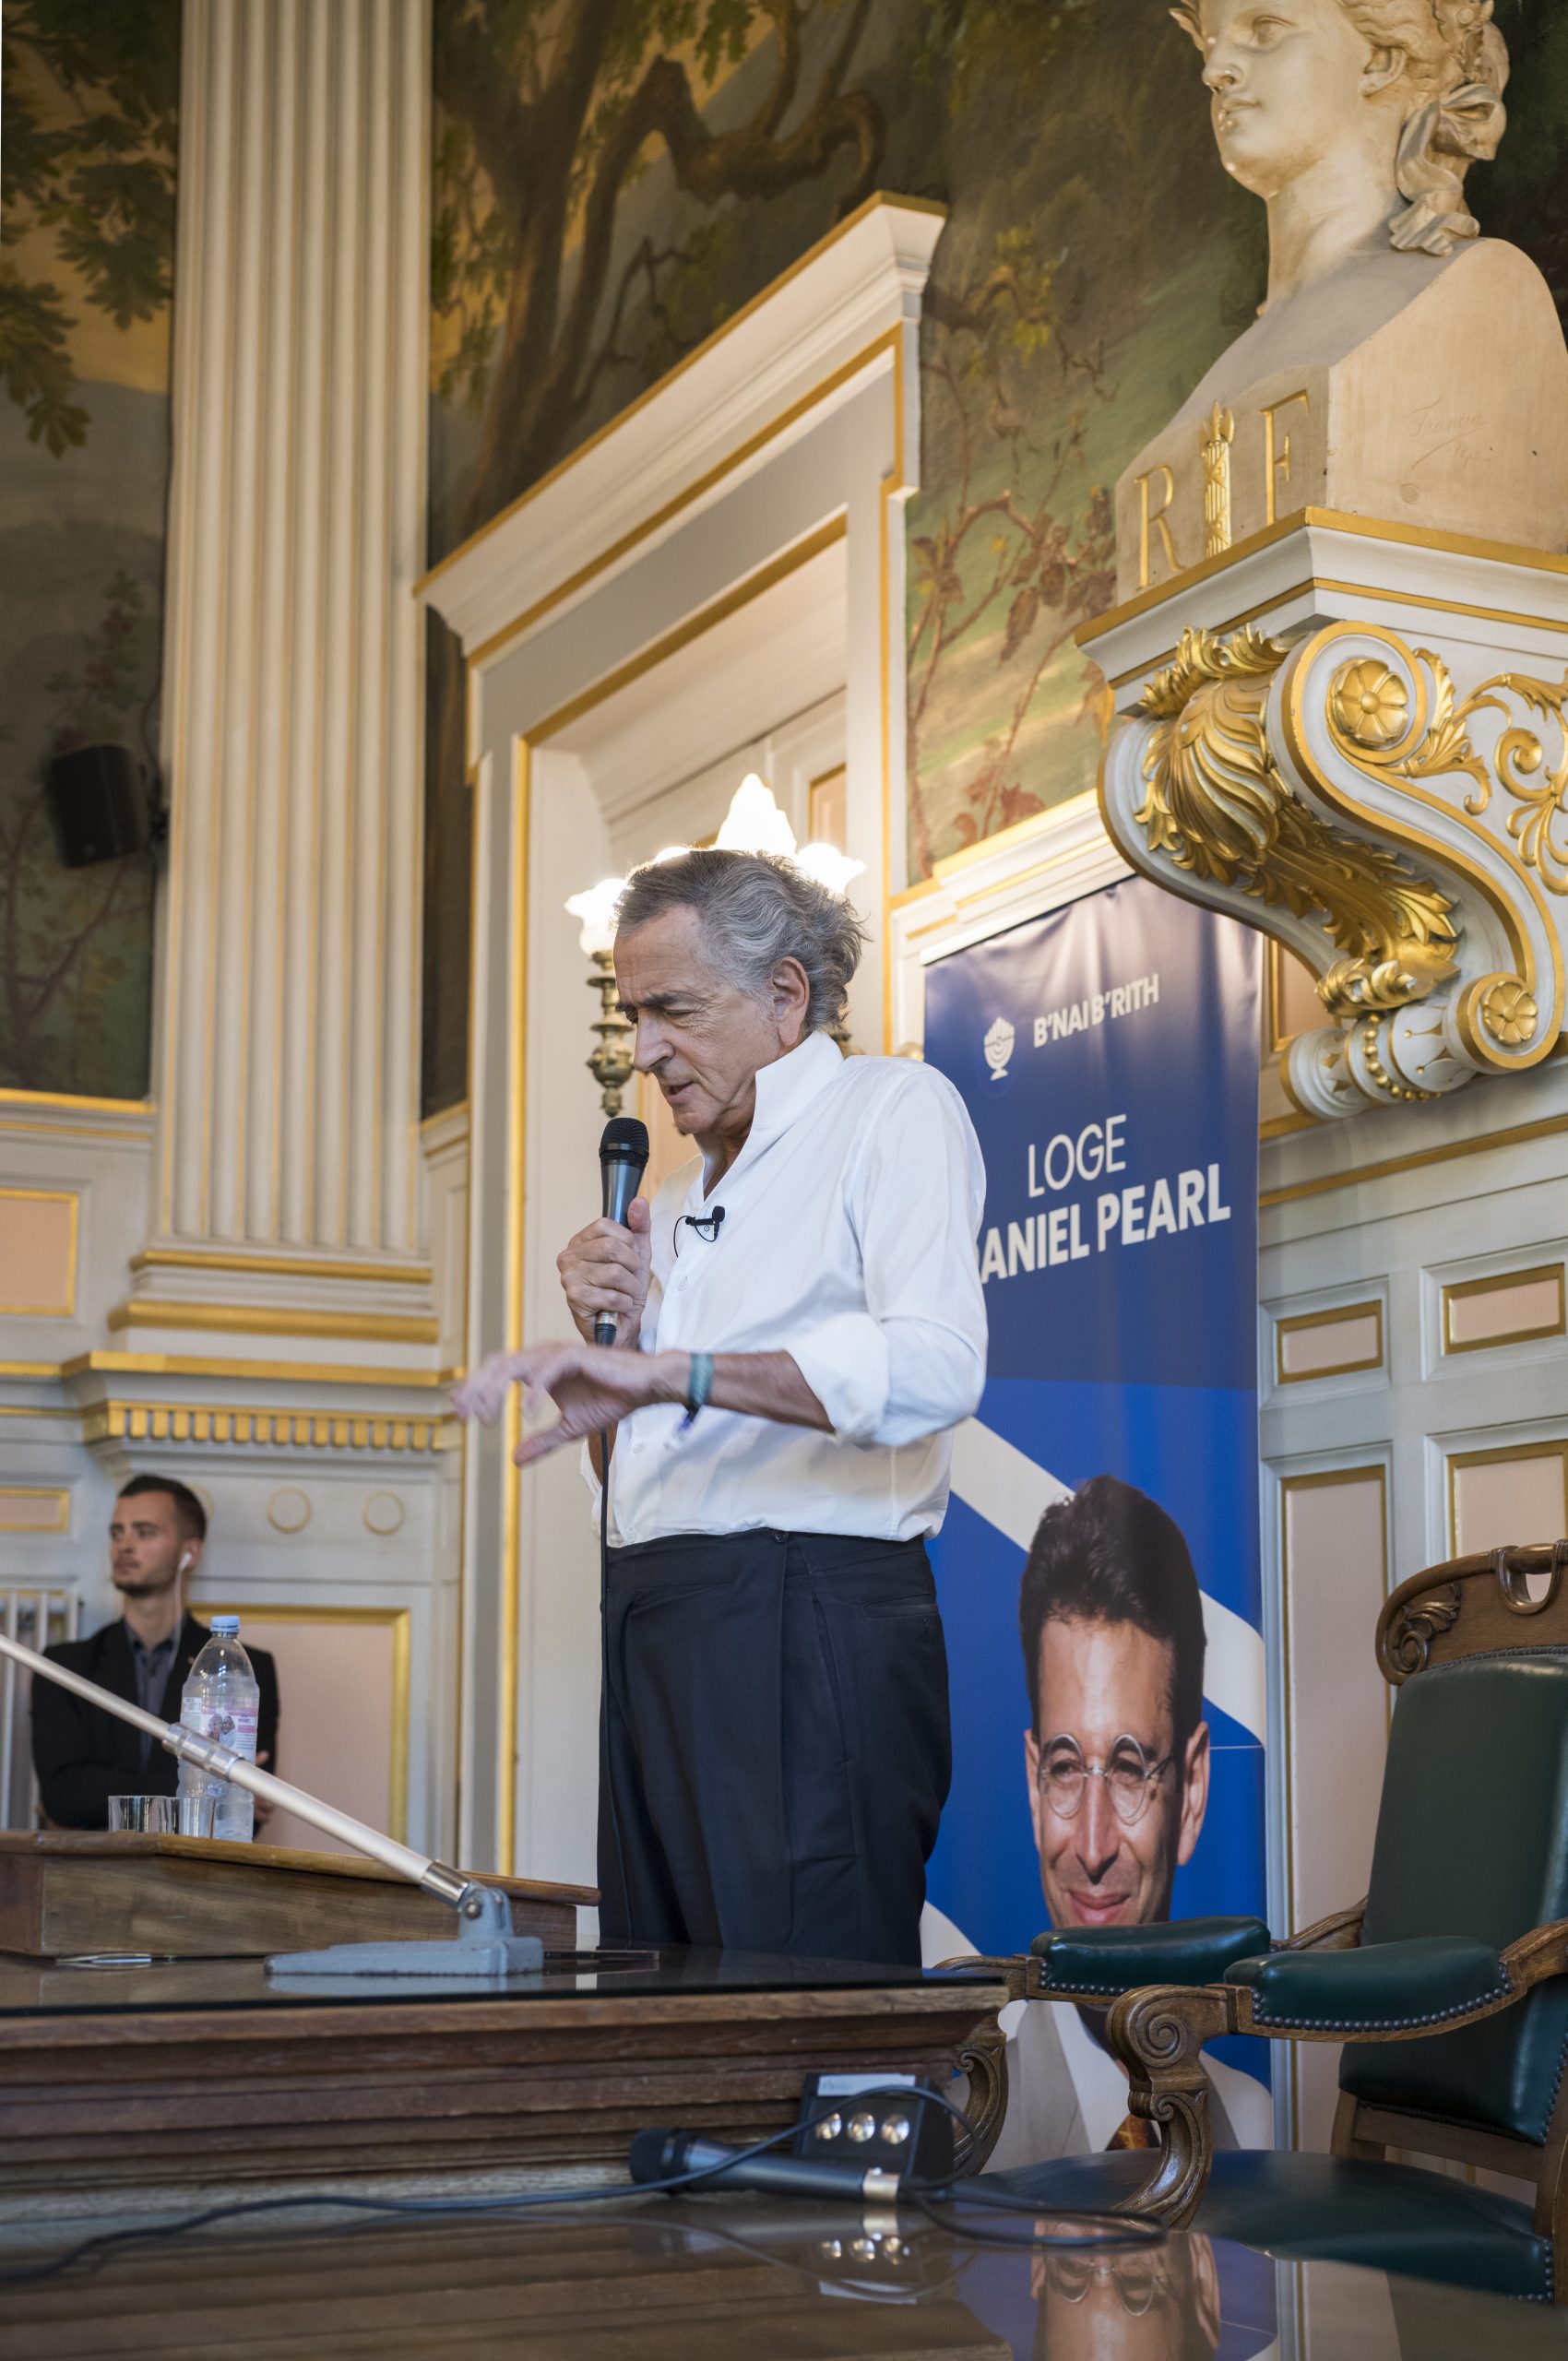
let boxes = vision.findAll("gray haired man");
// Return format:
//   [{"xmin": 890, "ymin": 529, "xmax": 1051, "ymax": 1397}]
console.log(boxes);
[{"xmin": 455, "ymin": 848, "xmax": 986, "ymax": 1964}]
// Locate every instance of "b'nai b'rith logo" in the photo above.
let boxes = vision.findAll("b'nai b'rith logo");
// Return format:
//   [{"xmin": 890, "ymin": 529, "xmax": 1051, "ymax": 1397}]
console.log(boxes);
[{"xmin": 983, "ymin": 1016, "xmax": 1015, "ymax": 1080}]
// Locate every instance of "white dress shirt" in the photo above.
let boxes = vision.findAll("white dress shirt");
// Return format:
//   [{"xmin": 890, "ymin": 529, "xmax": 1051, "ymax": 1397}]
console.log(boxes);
[{"xmin": 600, "ymin": 1027, "xmax": 988, "ymax": 1547}]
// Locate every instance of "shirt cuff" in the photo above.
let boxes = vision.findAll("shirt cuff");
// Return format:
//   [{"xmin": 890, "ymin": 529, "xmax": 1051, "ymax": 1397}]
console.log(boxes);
[{"xmin": 789, "ymin": 1311, "xmax": 891, "ymax": 1446}]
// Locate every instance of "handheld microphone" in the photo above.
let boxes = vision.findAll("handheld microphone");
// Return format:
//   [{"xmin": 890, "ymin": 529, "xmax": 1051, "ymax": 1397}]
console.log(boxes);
[
  {"xmin": 596, "ymin": 1116, "xmax": 649, "ymax": 1346},
  {"xmin": 628, "ymin": 2128, "xmax": 905, "ymax": 2204}
]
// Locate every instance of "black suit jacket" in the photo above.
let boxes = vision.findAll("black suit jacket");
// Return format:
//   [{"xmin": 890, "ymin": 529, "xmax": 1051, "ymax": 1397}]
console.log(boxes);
[{"xmin": 30, "ymin": 1614, "xmax": 280, "ymax": 1831}]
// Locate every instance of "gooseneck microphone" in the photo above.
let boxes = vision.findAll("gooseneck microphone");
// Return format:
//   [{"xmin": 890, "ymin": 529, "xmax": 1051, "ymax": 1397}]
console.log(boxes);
[{"xmin": 596, "ymin": 1116, "xmax": 649, "ymax": 1345}]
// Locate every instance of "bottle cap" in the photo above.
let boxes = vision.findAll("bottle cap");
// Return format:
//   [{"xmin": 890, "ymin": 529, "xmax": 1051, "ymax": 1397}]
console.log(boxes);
[{"xmin": 210, "ymin": 1615, "xmax": 241, "ymax": 1635}]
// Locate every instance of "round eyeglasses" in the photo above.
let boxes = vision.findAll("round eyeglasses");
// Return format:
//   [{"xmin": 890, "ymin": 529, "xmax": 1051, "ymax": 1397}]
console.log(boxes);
[
  {"xmin": 1037, "ymin": 1733, "xmax": 1174, "ymax": 1827},
  {"xmin": 1044, "ymin": 2247, "xmax": 1172, "ymax": 2315}
]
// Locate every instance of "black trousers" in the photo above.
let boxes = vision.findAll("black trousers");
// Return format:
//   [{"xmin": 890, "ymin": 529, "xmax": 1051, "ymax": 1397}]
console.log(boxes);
[{"xmin": 598, "ymin": 1529, "xmax": 951, "ymax": 1968}]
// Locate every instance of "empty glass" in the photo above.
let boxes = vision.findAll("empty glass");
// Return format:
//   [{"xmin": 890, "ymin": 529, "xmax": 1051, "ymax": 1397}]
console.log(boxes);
[{"xmin": 108, "ymin": 1793, "xmax": 217, "ymax": 1837}]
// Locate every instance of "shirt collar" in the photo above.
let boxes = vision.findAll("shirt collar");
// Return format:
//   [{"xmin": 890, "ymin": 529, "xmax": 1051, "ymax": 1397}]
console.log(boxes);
[
  {"xmin": 721, "ymin": 1030, "xmax": 843, "ymax": 1180},
  {"xmin": 128, "ymin": 1628, "xmax": 176, "ymax": 1664}
]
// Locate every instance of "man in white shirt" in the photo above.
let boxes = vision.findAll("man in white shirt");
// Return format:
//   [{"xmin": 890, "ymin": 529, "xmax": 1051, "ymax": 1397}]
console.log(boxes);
[{"xmin": 455, "ymin": 848, "xmax": 987, "ymax": 1964}]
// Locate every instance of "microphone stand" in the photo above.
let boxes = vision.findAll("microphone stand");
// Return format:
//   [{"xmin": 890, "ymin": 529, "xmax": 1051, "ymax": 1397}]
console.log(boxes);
[{"xmin": 0, "ymin": 1628, "xmax": 544, "ymax": 1982}]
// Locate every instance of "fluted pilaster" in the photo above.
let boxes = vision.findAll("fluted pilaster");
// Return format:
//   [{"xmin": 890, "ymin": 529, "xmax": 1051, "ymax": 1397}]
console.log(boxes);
[{"xmin": 154, "ymin": 0, "xmax": 429, "ymax": 1260}]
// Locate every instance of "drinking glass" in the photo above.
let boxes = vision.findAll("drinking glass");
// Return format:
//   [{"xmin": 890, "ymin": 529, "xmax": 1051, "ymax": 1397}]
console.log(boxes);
[{"xmin": 108, "ymin": 1794, "xmax": 217, "ymax": 1837}]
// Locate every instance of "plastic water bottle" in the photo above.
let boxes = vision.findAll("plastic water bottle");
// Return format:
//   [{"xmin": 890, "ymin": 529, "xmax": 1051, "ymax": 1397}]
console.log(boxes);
[{"xmin": 177, "ymin": 1616, "xmax": 260, "ymax": 1842}]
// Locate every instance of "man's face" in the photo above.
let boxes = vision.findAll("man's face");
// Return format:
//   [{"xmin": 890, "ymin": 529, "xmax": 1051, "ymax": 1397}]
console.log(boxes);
[
  {"xmin": 1032, "ymin": 2229, "xmax": 1221, "ymax": 2361},
  {"xmin": 1026, "ymin": 1618, "xmax": 1209, "ymax": 1930},
  {"xmin": 1196, "ymin": 0, "xmax": 1379, "ymax": 199},
  {"xmin": 614, "ymin": 905, "xmax": 805, "ymax": 1142},
  {"xmin": 109, "ymin": 1491, "xmax": 195, "ymax": 1600}
]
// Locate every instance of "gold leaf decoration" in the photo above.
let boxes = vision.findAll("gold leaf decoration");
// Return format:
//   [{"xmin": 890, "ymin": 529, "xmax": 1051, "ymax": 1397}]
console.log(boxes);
[
  {"xmin": 1330, "ymin": 651, "xmax": 1568, "ymax": 897},
  {"xmin": 1133, "ymin": 628, "xmax": 1460, "ymax": 1014},
  {"xmin": 1480, "ymin": 977, "xmax": 1538, "ymax": 1045},
  {"xmin": 1331, "ymin": 660, "xmax": 1409, "ymax": 750}
]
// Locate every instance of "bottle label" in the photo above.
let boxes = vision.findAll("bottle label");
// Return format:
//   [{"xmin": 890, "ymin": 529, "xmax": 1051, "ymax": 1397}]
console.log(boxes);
[{"xmin": 182, "ymin": 1700, "xmax": 259, "ymax": 1757}]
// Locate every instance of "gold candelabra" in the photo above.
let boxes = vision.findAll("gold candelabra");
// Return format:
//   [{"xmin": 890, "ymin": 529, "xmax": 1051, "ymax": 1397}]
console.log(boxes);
[{"xmin": 586, "ymin": 948, "xmax": 635, "ymax": 1117}]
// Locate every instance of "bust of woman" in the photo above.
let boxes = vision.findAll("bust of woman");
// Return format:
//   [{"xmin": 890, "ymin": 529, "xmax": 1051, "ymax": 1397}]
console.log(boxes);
[{"xmin": 1113, "ymin": 0, "xmax": 1568, "ymax": 593}]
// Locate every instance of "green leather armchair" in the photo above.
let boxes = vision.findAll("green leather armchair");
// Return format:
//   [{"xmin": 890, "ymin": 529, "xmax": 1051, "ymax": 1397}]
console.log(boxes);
[{"xmin": 965, "ymin": 1538, "xmax": 1568, "ymax": 2303}]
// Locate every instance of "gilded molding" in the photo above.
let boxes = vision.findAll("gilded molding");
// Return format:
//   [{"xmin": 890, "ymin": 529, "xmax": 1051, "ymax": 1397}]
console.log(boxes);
[
  {"xmin": 107, "ymin": 1299, "xmax": 439, "ymax": 1345},
  {"xmin": 1322, "ymin": 645, "xmax": 1568, "ymax": 908},
  {"xmin": 1102, "ymin": 609, "xmax": 1568, "ymax": 1120},
  {"xmin": 1134, "ymin": 626, "xmax": 1458, "ymax": 1026},
  {"xmin": 80, "ymin": 1400, "xmax": 451, "ymax": 1453}
]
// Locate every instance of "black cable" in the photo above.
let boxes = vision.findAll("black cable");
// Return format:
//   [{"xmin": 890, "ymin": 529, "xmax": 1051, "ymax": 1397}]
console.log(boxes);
[
  {"xmin": 0, "ymin": 2086, "xmax": 915, "ymax": 2289},
  {"xmin": 0, "ymin": 2082, "xmax": 1160, "ymax": 2289}
]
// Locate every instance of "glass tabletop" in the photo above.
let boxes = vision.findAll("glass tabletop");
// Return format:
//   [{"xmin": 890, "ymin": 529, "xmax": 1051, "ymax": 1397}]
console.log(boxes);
[
  {"xmin": 0, "ymin": 1943, "xmax": 992, "ymax": 2015},
  {"xmin": 2, "ymin": 2190, "xmax": 1565, "ymax": 2357}
]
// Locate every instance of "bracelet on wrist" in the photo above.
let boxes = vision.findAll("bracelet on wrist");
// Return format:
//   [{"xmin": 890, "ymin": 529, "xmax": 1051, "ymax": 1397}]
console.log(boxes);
[{"xmin": 681, "ymin": 1350, "xmax": 715, "ymax": 1429}]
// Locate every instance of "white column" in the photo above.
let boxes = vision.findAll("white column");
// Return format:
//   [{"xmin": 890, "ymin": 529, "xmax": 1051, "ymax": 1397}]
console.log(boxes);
[{"xmin": 153, "ymin": 0, "xmax": 429, "ymax": 1263}]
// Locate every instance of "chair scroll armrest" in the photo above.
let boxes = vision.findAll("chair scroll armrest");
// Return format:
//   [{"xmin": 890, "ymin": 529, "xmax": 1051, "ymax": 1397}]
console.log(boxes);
[
  {"xmin": 1225, "ymin": 1936, "xmax": 1510, "ymax": 2033},
  {"xmin": 1030, "ymin": 1915, "xmax": 1272, "ymax": 1998},
  {"xmin": 1101, "ymin": 1981, "xmax": 1238, "ymax": 2228}
]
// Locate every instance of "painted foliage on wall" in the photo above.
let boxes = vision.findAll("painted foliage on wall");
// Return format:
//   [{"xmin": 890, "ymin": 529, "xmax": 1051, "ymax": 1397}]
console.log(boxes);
[
  {"xmin": 421, "ymin": 0, "xmax": 1568, "ymax": 1100},
  {"xmin": 906, "ymin": 1, "xmax": 1257, "ymax": 873},
  {"xmin": 907, "ymin": 0, "xmax": 1568, "ymax": 875},
  {"xmin": 0, "ymin": 0, "xmax": 180, "ymax": 1098}
]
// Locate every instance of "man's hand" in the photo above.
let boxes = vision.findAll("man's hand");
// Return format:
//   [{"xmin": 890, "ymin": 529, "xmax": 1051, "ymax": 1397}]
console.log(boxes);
[
  {"xmin": 452, "ymin": 1342, "xmax": 681, "ymax": 1465},
  {"xmin": 556, "ymin": 1196, "xmax": 652, "ymax": 1345},
  {"xmin": 452, "ymin": 1344, "xmax": 829, "ymax": 1466}
]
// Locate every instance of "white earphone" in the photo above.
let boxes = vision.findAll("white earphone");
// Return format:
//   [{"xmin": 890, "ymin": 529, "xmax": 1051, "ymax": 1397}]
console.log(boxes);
[{"xmin": 177, "ymin": 1550, "xmax": 194, "ymax": 1575}]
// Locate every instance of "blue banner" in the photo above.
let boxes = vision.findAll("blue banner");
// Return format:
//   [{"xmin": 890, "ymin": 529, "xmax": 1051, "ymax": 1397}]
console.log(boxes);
[{"xmin": 923, "ymin": 874, "xmax": 1267, "ymax": 2147}]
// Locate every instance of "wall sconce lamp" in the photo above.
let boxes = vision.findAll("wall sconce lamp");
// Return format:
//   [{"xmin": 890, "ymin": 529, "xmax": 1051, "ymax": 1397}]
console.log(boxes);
[
  {"xmin": 719, "ymin": 773, "xmax": 866, "ymax": 896},
  {"xmin": 564, "ymin": 876, "xmax": 634, "ymax": 1117}
]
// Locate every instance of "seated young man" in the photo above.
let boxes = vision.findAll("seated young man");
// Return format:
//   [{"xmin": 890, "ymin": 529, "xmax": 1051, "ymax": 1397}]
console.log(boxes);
[{"xmin": 30, "ymin": 1474, "xmax": 279, "ymax": 1830}]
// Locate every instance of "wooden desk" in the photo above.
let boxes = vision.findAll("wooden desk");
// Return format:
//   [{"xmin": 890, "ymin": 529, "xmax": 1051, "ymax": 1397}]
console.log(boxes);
[
  {"xmin": 4, "ymin": 2202, "xmax": 1014, "ymax": 2358},
  {"xmin": 0, "ymin": 1945, "xmax": 1007, "ymax": 2198},
  {"xmin": 0, "ymin": 1840, "xmax": 1006, "ymax": 2199},
  {"xmin": 4, "ymin": 2189, "xmax": 1565, "ymax": 2357}
]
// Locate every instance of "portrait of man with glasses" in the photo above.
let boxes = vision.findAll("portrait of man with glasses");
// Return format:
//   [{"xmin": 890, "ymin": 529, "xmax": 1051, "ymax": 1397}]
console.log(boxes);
[
  {"xmin": 987, "ymin": 1472, "xmax": 1271, "ymax": 2166},
  {"xmin": 1030, "ymin": 2225, "xmax": 1224, "ymax": 2361}
]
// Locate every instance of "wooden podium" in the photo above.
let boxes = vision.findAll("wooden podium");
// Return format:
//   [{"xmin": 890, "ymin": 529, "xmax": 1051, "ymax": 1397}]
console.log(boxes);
[
  {"xmin": 0, "ymin": 1831, "xmax": 588, "ymax": 1959},
  {"xmin": 0, "ymin": 1836, "xmax": 1008, "ymax": 2201}
]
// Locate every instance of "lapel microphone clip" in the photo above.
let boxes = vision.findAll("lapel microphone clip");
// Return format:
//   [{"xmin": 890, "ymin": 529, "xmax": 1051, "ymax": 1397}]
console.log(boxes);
[{"xmin": 675, "ymin": 1204, "xmax": 726, "ymax": 1252}]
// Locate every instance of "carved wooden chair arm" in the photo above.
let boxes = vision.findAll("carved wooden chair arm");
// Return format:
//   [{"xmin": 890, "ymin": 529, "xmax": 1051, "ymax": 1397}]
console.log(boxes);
[
  {"xmin": 1498, "ymin": 1915, "xmax": 1568, "ymax": 1991},
  {"xmin": 1098, "ymin": 1922, "xmax": 1568, "ymax": 2232},
  {"xmin": 943, "ymin": 1919, "xmax": 1568, "ymax": 2232},
  {"xmin": 1274, "ymin": 1899, "xmax": 1366, "ymax": 1952},
  {"xmin": 934, "ymin": 1952, "xmax": 1039, "ymax": 2004}
]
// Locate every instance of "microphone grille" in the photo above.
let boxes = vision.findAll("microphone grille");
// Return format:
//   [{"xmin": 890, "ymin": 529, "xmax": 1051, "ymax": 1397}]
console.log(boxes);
[{"xmin": 600, "ymin": 1116, "xmax": 649, "ymax": 1164}]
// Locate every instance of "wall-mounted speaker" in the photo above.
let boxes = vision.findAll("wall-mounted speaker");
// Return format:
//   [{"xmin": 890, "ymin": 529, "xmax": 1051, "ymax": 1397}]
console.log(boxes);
[{"xmin": 45, "ymin": 744, "xmax": 156, "ymax": 868}]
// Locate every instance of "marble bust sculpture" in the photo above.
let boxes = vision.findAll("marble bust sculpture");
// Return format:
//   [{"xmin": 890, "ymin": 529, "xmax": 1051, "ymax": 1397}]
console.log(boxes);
[{"xmin": 1114, "ymin": 0, "xmax": 1568, "ymax": 593}]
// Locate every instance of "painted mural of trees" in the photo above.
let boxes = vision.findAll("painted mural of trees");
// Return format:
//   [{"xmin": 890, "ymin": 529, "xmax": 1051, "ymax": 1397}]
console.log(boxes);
[
  {"xmin": 0, "ymin": 0, "xmax": 180, "ymax": 453},
  {"xmin": 907, "ymin": 225, "xmax": 1114, "ymax": 876},
  {"xmin": 433, "ymin": 0, "xmax": 886, "ymax": 538}
]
